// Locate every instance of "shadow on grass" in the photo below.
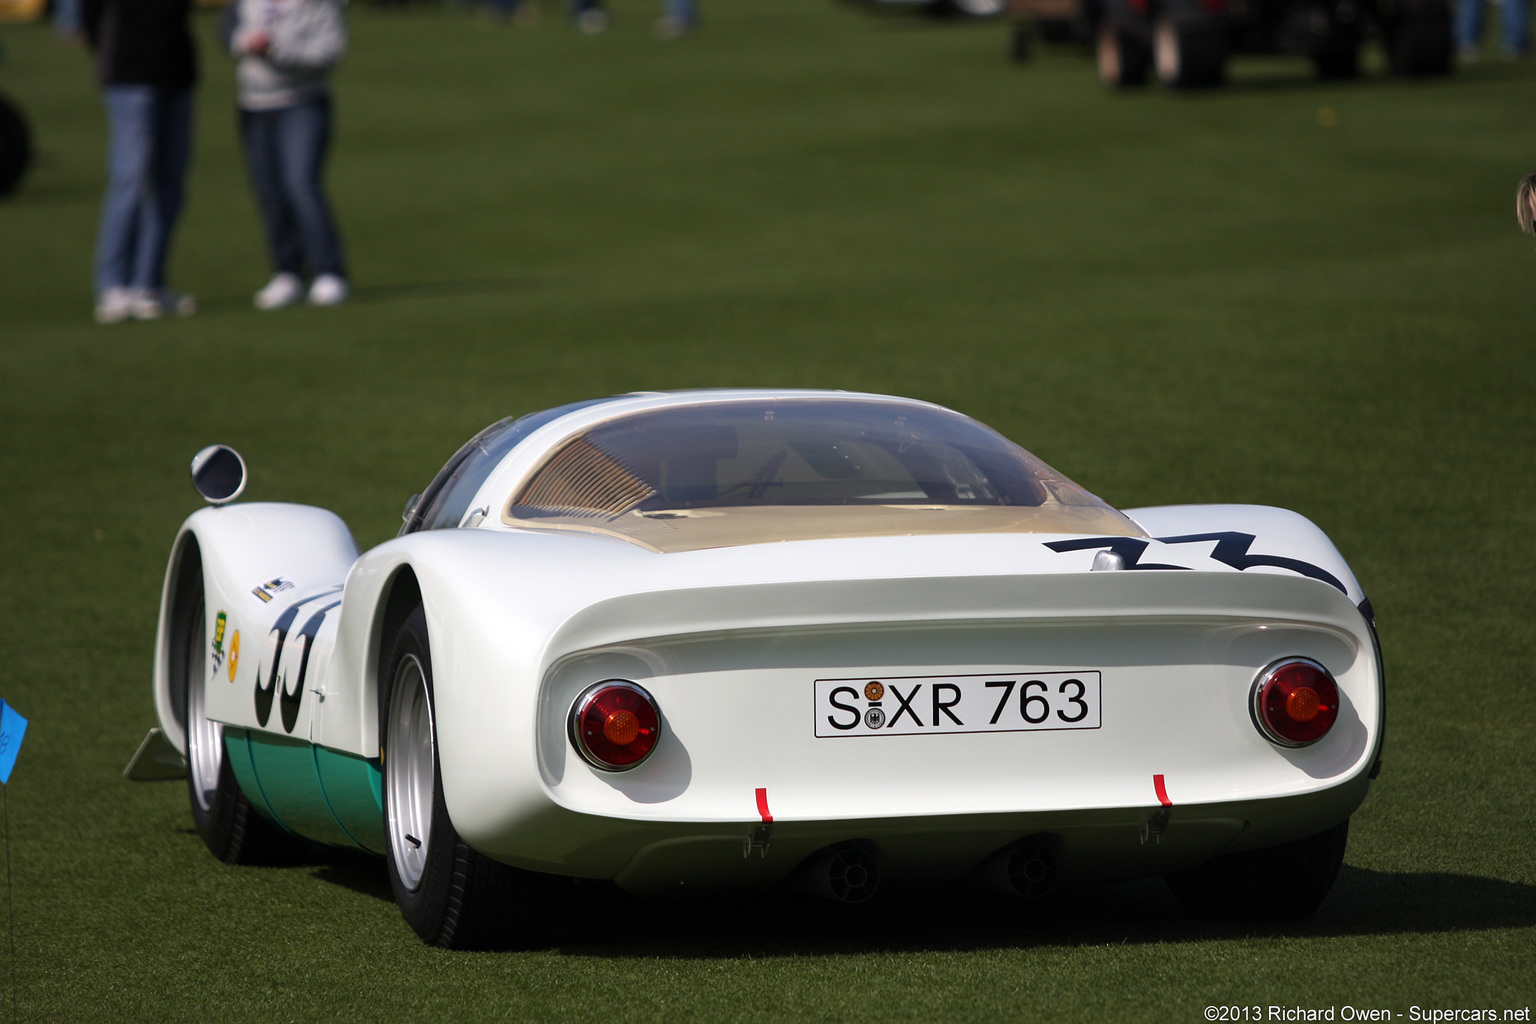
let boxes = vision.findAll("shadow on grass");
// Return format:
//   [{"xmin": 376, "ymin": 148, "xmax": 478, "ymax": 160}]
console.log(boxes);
[
  {"xmin": 182, "ymin": 276, "xmax": 537, "ymax": 317},
  {"xmin": 543, "ymin": 866, "xmax": 1536, "ymax": 958},
  {"xmin": 297, "ymin": 847, "xmax": 1536, "ymax": 956},
  {"xmin": 347, "ymin": 277, "xmax": 538, "ymax": 305}
]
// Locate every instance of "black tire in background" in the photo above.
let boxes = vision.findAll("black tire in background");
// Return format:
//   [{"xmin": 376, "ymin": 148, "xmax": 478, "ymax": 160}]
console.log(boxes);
[
  {"xmin": 1165, "ymin": 819, "xmax": 1350, "ymax": 920},
  {"xmin": 380, "ymin": 603, "xmax": 558, "ymax": 949},
  {"xmin": 0, "ymin": 92, "xmax": 31, "ymax": 197},
  {"xmin": 1154, "ymin": 15, "xmax": 1228, "ymax": 87},
  {"xmin": 1097, "ymin": 24, "xmax": 1153, "ymax": 85},
  {"xmin": 1307, "ymin": 5, "xmax": 1363, "ymax": 78},
  {"xmin": 1384, "ymin": 0, "xmax": 1454, "ymax": 75}
]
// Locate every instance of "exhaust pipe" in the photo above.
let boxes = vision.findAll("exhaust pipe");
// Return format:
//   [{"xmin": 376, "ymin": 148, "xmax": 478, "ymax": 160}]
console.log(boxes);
[
  {"xmin": 974, "ymin": 835, "xmax": 1060, "ymax": 898},
  {"xmin": 793, "ymin": 845, "xmax": 881, "ymax": 903}
]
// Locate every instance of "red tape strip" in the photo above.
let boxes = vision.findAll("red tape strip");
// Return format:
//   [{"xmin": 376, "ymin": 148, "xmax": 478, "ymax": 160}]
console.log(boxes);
[
  {"xmin": 1153, "ymin": 774, "xmax": 1171, "ymax": 807},
  {"xmin": 755, "ymin": 787, "xmax": 773, "ymax": 823}
]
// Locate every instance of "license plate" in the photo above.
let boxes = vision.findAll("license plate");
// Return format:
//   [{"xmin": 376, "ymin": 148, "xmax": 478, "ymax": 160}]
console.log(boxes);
[{"xmin": 813, "ymin": 671, "xmax": 1101, "ymax": 738}]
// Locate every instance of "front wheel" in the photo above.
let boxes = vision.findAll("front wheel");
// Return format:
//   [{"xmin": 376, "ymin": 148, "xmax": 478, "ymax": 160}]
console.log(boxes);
[
  {"xmin": 1165, "ymin": 819, "xmax": 1349, "ymax": 921},
  {"xmin": 381, "ymin": 604, "xmax": 557, "ymax": 949},
  {"xmin": 181, "ymin": 591, "xmax": 305, "ymax": 864}
]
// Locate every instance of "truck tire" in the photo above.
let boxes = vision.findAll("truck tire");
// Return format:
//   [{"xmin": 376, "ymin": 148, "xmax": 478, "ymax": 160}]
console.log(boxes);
[
  {"xmin": 1307, "ymin": 5, "xmax": 1362, "ymax": 78},
  {"xmin": 0, "ymin": 92, "xmax": 31, "ymax": 198},
  {"xmin": 1154, "ymin": 16, "xmax": 1227, "ymax": 87},
  {"xmin": 1012, "ymin": 21, "xmax": 1033, "ymax": 60},
  {"xmin": 1097, "ymin": 24, "xmax": 1152, "ymax": 86},
  {"xmin": 1385, "ymin": 0, "xmax": 1453, "ymax": 75}
]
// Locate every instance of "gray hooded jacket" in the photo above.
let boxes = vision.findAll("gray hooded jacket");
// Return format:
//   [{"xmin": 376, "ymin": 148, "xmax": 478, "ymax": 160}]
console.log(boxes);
[{"xmin": 230, "ymin": 0, "xmax": 346, "ymax": 111}]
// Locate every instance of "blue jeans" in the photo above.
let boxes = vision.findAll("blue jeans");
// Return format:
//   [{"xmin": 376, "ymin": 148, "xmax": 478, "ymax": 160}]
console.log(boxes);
[
  {"xmin": 94, "ymin": 85, "xmax": 193, "ymax": 293},
  {"xmin": 239, "ymin": 96, "xmax": 346, "ymax": 280},
  {"xmin": 1457, "ymin": 0, "xmax": 1530, "ymax": 53}
]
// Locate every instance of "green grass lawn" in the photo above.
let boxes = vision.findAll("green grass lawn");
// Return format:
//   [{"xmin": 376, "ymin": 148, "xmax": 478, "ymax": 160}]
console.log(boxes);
[{"xmin": 1, "ymin": 1, "xmax": 1533, "ymax": 1020}]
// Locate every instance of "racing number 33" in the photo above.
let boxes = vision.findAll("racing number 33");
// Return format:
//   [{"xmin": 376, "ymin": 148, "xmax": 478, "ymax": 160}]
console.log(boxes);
[{"xmin": 814, "ymin": 671, "xmax": 1102, "ymax": 738}]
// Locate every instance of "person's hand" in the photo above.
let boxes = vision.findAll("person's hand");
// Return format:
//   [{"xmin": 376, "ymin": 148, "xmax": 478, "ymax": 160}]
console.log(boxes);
[{"xmin": 243, "ymin": 30, "xmax": 271, "ymax": 56}]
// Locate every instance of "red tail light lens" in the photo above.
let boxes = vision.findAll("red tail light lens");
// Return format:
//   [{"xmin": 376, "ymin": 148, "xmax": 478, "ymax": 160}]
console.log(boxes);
[
  {"xmin": 570, "ymin": 681, "xmax": 661, "ymax": 771},
  {"xmin": 1252, "ymin": 658, "xmax": 1340, "ymax": 747}
]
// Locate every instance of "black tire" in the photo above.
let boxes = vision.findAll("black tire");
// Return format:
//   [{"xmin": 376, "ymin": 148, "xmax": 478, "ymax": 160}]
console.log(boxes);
[
  {"xmin": 1037, "ymin": 17, "xmax": 1076, "ymax": 41},
  {"xmin": 1384, "ymin": 2, "xmax": 1453, "ymax": 75},
  {"xmin": 180, "ymin": 590, "xmax": 307, "ymax": 865},
  {"xmin": 1165, "ymin": 819, "xmax": 1349, "ymax": 921},
  {"xmin": 1154, "ymin": 15, "xmax": 1227, "ymax": 87},
  {"xmin": 0, "ymin": 92, "xmax": 31, "ymax": 198},
  {"xmin": 1097, "ymin": 23, "xmax": 1152, "ymax": 86},
  {"xmin": 1011, "ymin": 21, "xmax": 1033, "ymax": 60},
  {"xmin": 1307, "ymin": 6, "xmax": 1362, "ymax": 78},
  {"xmin": 381, "ymin": 604, "xmax": 557, "ymax": 949}
]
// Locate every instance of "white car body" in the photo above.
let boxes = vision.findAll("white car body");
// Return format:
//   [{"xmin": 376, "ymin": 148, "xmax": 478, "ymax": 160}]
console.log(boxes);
[{"xmin": 151, "ymin": 390, "xmax": 1382, "ymax": 937}]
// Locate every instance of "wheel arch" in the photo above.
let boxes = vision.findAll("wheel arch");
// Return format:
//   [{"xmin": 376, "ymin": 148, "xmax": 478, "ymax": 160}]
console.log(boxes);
[
  {"xmin": 372, "ymin": 564, "xmax": 425, "ymax": 755},
  {"xmin": 153, "ymin": 528, "xmax": 205, "ymax": 755}
]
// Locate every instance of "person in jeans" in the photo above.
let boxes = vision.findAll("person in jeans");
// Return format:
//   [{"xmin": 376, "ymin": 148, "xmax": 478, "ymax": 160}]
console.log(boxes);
[
  {"xmin": 228, "ymin": 0, "xmax": 350, "ymax": 309},
  {"xmin": 1457, "ymin": 0, "xmax": 1530, "ymax": 59},
  {"xmin": 82, "ymin": 0, "xmax": 199, "ymax": 324}
]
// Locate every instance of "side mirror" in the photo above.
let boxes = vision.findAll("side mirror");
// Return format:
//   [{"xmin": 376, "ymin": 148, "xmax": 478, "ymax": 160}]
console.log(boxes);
[{"xmin": 190, "ymin": 445, "xmax": 247, "ymax": 506}]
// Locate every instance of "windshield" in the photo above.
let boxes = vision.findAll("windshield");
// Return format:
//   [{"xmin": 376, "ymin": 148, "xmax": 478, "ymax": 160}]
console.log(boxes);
[{"xmin": 509, "ymin": 399, "xmax": 1118, "ymax": 518}]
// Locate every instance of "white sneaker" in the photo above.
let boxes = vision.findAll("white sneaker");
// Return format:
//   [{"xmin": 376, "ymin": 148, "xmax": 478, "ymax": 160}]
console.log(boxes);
[
  {"xmin": 94, "ymin": 286, "xmax": 137, "ymax": 325},
  {"xmin": 307, "ymin": 274, "xmax": 349, "ymax": 307},
  {"xmin": 254, "ymin": 273, "xmax": 305, "ymax": 310},
  {"xmin": 131, "ymin": 287, "xmax": 197, "ymax": 320}
]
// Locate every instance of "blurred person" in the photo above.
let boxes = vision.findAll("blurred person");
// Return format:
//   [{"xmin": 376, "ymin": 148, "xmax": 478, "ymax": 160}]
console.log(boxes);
[
  {"xmin": 1517, "ymin": 171, "xmax": 1536, "ymax": 234},
  {"xmin": 480, "ymin": 0, "xmax": 607, "ymax": 32},
  {"xmin": 227, "ymin": 0, "xmax": 350, "ymax": 309},
  {"xmin": 81, "ymin": 0, "xmax": 199, "ymax": 324},
  {"xmin": 54, "ymin": 0, "xmax": 83, "ymax": 42},
  {"xmin": 655, "ymin": 0, "xmax": 697, "ymax": 38},
  {"xmin": 1457, "ymin": 0, "xmax": 1530, "ymax": 59}
]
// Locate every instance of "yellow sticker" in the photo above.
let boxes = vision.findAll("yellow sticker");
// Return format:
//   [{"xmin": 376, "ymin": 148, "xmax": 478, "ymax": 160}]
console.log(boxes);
[{"xmin": 228, "ymin": 630, "xmax": 240, "ymax": 683}]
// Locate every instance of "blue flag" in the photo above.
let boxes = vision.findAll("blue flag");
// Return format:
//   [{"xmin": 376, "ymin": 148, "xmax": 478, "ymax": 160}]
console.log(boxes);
[{"xmin": 0, "ymin": 702, "xmax": 27, "ymax": 785}]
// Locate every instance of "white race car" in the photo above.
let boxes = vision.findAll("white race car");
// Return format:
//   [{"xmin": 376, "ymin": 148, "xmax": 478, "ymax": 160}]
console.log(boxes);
[{"xmin": 141, "ymin": 389, "xmax": 1383, "ymax": 947}]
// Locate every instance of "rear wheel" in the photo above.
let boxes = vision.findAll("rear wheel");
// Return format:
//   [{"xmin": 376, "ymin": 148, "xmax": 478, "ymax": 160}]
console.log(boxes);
[
  {"xmin": 381, "ymin": 604, "xmax": 557, "ymax": 949},
  {"xmin": 1165, "ymin": 819, "xmax": 1349, "ymax": 921},
  {"xmin": 180, "ymin": 591, "xmax": 305, "ymax": 864}
]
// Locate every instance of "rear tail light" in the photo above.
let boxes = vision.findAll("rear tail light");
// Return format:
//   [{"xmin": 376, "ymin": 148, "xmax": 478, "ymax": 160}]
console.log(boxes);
[
  {"xmin": 570, "ymin": 680, "xmax": 661, "ymax": 771},
  {"xmin": 1252, "ymin": 658, "xmax": 1339, "ymax": 747}
]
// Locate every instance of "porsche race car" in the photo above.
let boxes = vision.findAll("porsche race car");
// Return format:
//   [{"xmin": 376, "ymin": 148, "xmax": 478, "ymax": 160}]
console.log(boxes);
[{"xmin": 140, "ymin": 389, "xmax": 1383, "ymax": 947}]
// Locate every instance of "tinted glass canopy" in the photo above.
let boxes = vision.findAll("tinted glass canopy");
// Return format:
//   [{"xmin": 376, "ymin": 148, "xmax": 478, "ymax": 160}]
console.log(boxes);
[{"xmin": 500, "ymin": 398, "xmax": 1143, "ymax": 551}]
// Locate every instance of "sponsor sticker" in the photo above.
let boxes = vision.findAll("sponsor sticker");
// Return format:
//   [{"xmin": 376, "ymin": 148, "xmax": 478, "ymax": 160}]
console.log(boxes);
[
  {"xmin": 227, "ymin": 630, "xmax": 240, "ymax": 682},
  {"xmin": 210, "ymin": 611, "xmax": 228, "ymax": 674},
  {"xmin": 251, "ymin": 577, "xmax": 296, "ymax": 603}
]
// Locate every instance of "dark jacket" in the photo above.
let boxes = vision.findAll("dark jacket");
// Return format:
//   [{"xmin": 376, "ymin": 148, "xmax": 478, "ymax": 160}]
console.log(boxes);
[{"xmin": 81, "ymin": 0, "xmax": 197, "ymax": 90}]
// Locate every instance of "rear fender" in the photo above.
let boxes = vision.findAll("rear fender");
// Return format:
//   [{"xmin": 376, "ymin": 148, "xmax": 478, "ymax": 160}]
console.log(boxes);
[{"xmin": 1114, "ymin": 504, "xmax": 1366, "ymax": 608}]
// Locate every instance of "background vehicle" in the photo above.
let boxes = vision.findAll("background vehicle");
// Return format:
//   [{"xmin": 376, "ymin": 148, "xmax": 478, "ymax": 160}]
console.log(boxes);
[{"xmin": 1008, "ymin": 0, "xmax": 1454, "ymax": 86}]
